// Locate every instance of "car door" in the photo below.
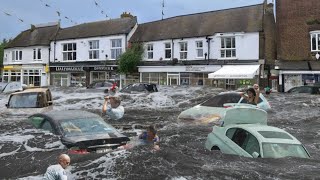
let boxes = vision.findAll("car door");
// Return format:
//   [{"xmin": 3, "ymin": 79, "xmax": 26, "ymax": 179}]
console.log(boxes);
[{"xmin": 227, "ymin": 128, "xmax": 261, "ymax": 157}]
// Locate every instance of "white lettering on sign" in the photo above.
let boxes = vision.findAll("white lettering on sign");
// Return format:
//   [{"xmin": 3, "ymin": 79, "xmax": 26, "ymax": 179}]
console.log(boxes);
[
  {"xmin": 56, "ymin": 67, "xmax": 83, "ymax": 71},
  {"xmin": 185, "ymin": 66, "xmax": 206, "ymax": 72},
  {"xmin": 93, "ymin": 66, "xmax": 114, "ymax": 71}
]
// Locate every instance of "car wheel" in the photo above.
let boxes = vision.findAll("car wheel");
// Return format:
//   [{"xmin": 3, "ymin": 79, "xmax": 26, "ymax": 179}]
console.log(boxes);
[{"xmin": 211, "ymin": 146, "xmax": 220, "ymax": 151}]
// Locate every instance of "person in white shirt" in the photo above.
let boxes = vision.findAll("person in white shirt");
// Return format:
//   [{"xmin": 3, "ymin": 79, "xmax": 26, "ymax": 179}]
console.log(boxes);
[
  {"xmin": 43, "ymin": 154, "xmax": 70, "ymax": 180},
  {"xmin": 102, "ymin": 96, "xmax": 124, "ymax": 120}
]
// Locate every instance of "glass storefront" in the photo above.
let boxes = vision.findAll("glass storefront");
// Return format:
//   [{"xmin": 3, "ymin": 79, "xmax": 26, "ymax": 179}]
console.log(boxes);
[
  {"xmin": 23, "ymin": 69, "xmax": 41, "ymax": 86},
  {"xmin": 91, "ymin": 71, "xmax": 108, "ymax": 82},
  {"xmin": 52, "ymin": 73, "xmax": 68, "ymax": 87},
  {"xmin": 71, "ymin": 73, "xmax": 86, "ymax": 87},
  {"xmin": 2, "ymin": 70, "xmax": 21, "ymax": 83}
]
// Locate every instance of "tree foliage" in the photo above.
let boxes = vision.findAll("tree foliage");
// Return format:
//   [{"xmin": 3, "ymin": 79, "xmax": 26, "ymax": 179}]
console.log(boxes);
[
  {"xmin": 0, "ymin": 39, "xmax": 9, "ymax": 67},
  {"xmin": 117, "ymin": 43, "xmax": 144, "ymax": 74}
]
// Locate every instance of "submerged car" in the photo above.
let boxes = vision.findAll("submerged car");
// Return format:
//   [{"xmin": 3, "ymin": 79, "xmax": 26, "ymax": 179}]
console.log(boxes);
[
  {"xmin": 120, "ymin": 83, "xmax": 158, "ymax": 93},
  {"xmin": 287, "ymin": 85, "xmax": 320, "ymax": 94},
  {"xmin": 0, "ymin": 82, "xmax": 23, "ymax": 93},
  {"xmin": 178, "ymin": 92, "xmax": 271, "ymax": 125},
  {"xmin": 6, "ymin": 88, "xmax": 53, "ymax": 108},
  {"xmin": 87, "ymin": 81, "xmax": 117, "ymax": 93},
  {"xmin": 205, "ymin": 107, "xmax": 310, "ymax": 159},
  {"xmin": 28, "ymin": 110, "xmax": 130, "ymax": 154}
]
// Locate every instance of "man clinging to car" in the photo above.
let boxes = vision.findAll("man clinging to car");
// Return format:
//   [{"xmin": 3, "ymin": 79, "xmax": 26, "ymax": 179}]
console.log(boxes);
[{"xmin": 102, "ymin": 96, "xmax": 124, "ymax": 120}]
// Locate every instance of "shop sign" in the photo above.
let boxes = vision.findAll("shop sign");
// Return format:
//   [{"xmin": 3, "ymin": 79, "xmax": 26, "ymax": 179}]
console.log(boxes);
[
  {"xmin": 185, "ymin": 66, "xmax": 206, "ymax": 72},
  {"xmin": 93, "ymin": 66, "xmax": 114, "ymax": 71},
  {"xmin": 55, "ymin": 66, "xmax": 83, "ymax": 72}
]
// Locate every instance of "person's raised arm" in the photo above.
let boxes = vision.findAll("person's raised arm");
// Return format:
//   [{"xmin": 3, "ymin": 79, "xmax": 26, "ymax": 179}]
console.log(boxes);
[
  {"xmin": 254, "ymin": 85, "xmax": 260, "ymax": 104},
  {"xmin": 102, "ymin": 96, "xmax": 109, "ymax": 114}
]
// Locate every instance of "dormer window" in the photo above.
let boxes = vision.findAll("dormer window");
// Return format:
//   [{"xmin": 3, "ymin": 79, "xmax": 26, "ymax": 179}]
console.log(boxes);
[
  {"xmin": 310, "ymin": 31, "xmax": 320, "ymax": 51},
  {"xmin": 220, "ymin": 37, "xmax": 236, "ymax": 58},
  {"xmin": 12, "ymin": 50, "xmax": 22, "ymax": 61}
]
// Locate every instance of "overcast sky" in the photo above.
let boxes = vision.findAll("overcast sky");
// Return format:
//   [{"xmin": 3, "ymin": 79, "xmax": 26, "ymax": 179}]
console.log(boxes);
[{"xmin": 0, "ymin": 0, "xmax": 269, "ymax": 41}]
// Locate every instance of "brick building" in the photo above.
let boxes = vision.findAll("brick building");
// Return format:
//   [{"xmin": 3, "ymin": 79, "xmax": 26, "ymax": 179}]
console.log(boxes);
[{"xmin": 276, "ymin": 0, "xmax": 320, "ymax": 92}]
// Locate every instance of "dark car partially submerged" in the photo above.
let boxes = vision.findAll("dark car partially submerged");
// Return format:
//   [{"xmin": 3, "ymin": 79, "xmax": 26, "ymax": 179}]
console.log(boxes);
[
  {"xmin": 287, "ymin": 85, "xmax": 320, "ymax": 94},
  {"xmin": 120, "ymin": 83, "xmax": 158, "ymax": 93},
  {"xmin": 28, "ymin": 110, "xmax": 130, "ymax": 154}
]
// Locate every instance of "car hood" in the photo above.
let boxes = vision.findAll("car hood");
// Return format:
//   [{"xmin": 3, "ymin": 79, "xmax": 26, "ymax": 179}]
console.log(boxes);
[
  {"xmin": 178, "ymin": 105, "xmax": 228, "ymax": 125},
  {"xmin": 62, "ymin": 132, "xmax": 129, "ymax": 144}
]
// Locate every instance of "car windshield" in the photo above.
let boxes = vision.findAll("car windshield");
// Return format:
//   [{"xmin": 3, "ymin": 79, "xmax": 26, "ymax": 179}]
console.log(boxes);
[
  {"xmin": 60, "ymin": 118, "xmax": 116, "ymax": 137},
  {"xmin": 9, "ymin": 92, "xmax": 38, "ymax": 108},
  {"xmin": 201, "ymin": 93, "xmax": 241, "ymax": 107},
  {"xmin": 262, "ymin": 143, "xmax": 309, "ymax": 158}
]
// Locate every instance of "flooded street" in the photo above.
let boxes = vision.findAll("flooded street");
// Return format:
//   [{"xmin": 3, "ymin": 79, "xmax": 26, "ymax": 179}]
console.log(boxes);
[{"xmin": 0, "ymin": 86, "xmax": 320, "ymax": 179}]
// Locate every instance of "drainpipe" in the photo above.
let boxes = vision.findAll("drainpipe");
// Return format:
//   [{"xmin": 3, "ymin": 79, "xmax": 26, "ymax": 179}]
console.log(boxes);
[{"xmin": 206, "ymin": 36, "xmax": 212, "ymax": 65}]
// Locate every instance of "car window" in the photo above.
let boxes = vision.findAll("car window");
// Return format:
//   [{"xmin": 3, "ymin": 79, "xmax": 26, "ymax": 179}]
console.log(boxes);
[
  {"xmin": 262, "ymin": 143, "xmax": 309, "ymax": 158},
  {"xmin": 229, "ymin": 128, "xmax": 260, "ymax": 156},
  {"xmin": 29, "ymin": 116, "xmax": 45, "ymax": 128},
  {"xmin": 8, "ymin": 92, "xmax": 38, "ymax": 108},
  {"xmin": 226, "ymin": 128, "xmax": 237, "ymax": 139},
  {"xmin": 103, "ymin": 82, "xmax": 113, "ymax": 88},
  {"xmin": 95, "ymin": 82, "xmax": 103, "ymax": 88},
  {"xmin": 41, "ymin": 120, "xmax": 54, "ymax": 132},
  {"xmin": 201, "ymin": 93, "xmax": 241, "ymax": 107},
  {"xmin": 300, "ymin": 87, "xmax": 312, "ymax": 93}
]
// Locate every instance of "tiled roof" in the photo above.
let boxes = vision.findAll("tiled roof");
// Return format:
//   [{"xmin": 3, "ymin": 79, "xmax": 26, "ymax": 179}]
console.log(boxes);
[{"xmin": 130, "ymin": 4, "xmax": 264, "ymax": 42}]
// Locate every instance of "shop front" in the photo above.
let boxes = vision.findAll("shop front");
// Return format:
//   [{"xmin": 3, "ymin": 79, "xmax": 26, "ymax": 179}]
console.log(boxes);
[
  {"xmin": 50, "ymin": 65, "xmax": 118, "ymax": 87},
  {"xmin": 208, "ymin": 65, "xmax": 260, "ymax": 90},
  {"xmin": 22, "ymin": 65, "xmax": 48, "ymax": 87},
  {"xmin": 2, "ymin": 65, "xmax": 22, "ymax": 83},
  {"xmin": 138, "ymin": 65, "xmax": 221, "ymax": 86}
]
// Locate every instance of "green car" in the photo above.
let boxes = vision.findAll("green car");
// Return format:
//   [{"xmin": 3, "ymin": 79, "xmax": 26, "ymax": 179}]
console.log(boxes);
[
  {"xmin": 178, "ymin": 92, "xmax": 271, "ymax": 125},
  {"xmin": 205, "ymin": 107, "xmax": 310, "ymax": 159}
]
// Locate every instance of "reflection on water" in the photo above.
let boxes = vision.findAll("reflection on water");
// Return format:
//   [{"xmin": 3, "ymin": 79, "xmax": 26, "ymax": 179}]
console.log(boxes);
[{"xmin": 0, "ymin": 87, "xmax": 319, "ymax": 179}]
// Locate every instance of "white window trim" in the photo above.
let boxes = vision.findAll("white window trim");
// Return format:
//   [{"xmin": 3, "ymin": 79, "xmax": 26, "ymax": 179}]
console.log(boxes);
[
  {"xmin": 33, "ymin": 48, "xmax": 42, "ymax": 61},
  {"xmin": 164, "ymin": 42, "xmax": 172, "ymax": 60},
  {"xmin": 196, "ymin": 41, "xmax": 204, "ymax": 58},
  {"xmin": 147, "ymin": 44, "xmax": 154, "ymax": 60},
  {"xmin": 110, "ymin": 39, "xmax": 122, "ymax": 60},
  {"xmin": 220, "ymin": 37, "xmax": 236, "ymax": 59},
  {"xmin": 310, "ymin": 31, "xmax": 320, "ymax": 52},
  {"xmin": 62, "ymin": 43, "xmax": 77, "ymax": 61},
  {"xmin": 179, "ymin": 42, "xmax": 188, "ymax": 60},
  {"xmin": 88, "ymin": 40, "xmax": 100, "ymax": 60},
  {"xmin": 12, "ymin": 50, "xmax": 22, "ymax": 61}
]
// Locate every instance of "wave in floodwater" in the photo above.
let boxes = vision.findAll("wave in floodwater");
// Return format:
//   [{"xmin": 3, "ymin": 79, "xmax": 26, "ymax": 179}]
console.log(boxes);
[{"xmin": 0, "ymin": 86, "xmax": 320, "ymax": 179}]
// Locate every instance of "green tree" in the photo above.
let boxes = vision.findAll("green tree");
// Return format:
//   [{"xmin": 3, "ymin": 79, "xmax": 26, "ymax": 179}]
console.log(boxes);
[
  {"xmin": 117, "ymin": 43, "xmax": 144, "ymax": 74},
  {"xmin": 0, "ymin": 39, "xmax": 9, "ymax": 67}
]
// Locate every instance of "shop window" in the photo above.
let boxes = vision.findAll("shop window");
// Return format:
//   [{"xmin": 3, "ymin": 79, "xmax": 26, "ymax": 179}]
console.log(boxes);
[
  {"xmin": 92, "ymin": 72, "xmax": 107, "ymax": 82},
  {"xmin": 165, "ymin": 43, "xmax": 171, "ymax": 59},
  {"xmin": 62, "ymin": 43, "xmax": 77, "ymax": 61},
  {"xmin": 52, "ymin": 74, "xmax": 68, "ymax": 87},
  {"xmin": 311, "ymin": 31, "xmax": 320, "ymax": 51},
  {"xmin": 179, "ymin": 42, "xmax": 188, "ymax": 60},
  {"xmin": 196, "ymin": 41, "xmax": 203, "ymax": 58},
  {"xmin": 226, "ymin": 79, "xmax": 235, "ymax": 90},
  {"xmin": 111, "ymin": 39, "xmax": 122, "ymax": 59},
  {"xmin": 33, "ymin": 48, "xmax": 42, "ymax": 60},
  {"xmin": 23, "ymin": 69, "xmax": 41, "ymax": 86},
  {"xmin": 147, "ymin": 44, "xmax": 153, "ymax": 59},
  {"xmin": 220, "ymin": 37, "xmax": 236, "ymax": 58},
  {"xmin": 89, "ymin": 40, "xmax": 99, "ymax": 60}
]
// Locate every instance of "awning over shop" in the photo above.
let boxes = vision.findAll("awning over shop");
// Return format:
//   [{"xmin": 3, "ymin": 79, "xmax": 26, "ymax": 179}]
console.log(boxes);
[{"xmin": 208, "ymin": 65, "xmax": 260, "ymax": 79}]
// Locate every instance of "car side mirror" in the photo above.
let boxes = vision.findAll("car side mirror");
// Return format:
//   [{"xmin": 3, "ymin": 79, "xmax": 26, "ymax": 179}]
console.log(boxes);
[{"xmin": 252, "ymin": 152, "xmax": 260, "ymax": 158}]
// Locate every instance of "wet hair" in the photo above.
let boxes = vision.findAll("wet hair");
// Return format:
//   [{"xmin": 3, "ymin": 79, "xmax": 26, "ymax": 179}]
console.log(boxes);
[
  {"xmin": 110, "ymin": 96, "xmax": 121, "ymax": 108},
  {"xmin": 147, "ymin": 125, "xmax": 157, "ymax": 136},
  {"xmin": 246, "ymin": 88, "xmax": 256, "ymax": 96}
]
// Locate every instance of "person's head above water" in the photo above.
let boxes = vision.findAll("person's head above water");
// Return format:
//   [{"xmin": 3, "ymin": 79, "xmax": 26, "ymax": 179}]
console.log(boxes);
[
  {"xmin": 246, "ymin": 88, "xmax": 256, "ymax": 98},
  {"xmin": 58, "ymin": 154, "xmax": 70, "ymax": 169}
]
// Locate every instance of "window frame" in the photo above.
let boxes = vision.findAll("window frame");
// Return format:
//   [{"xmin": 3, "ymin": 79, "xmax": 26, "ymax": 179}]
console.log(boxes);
[
  {"xmin": 110, "ymin": 39, "xmax": 122, "ymax": 60},
  {"xmin": 179, "ymin": 42, "xmax": 188, "ymax": 60},
  {"xmin": 220, "ymin": 37, "xmax": 236, "ymax": 59},
  {"xmin": 147, "ymin": 44, "xmax": 154, "ymax": 60},
  {"xmin": 310, "ymin": 31, "xmax": 320, "ymax": 52},
  {"xmin": 196, "ymin": 41, "xmax": 204, "ymax": 58},
  {"xmin": 11, "ymin": 50, "xmax": 22, "ymax": 61},
  {"xmin": 33, "ymin": 48, "xmax": 42, "ymax": 61},
  {"xmin": 164, "ymin": 42, "xmax": 172, "ymax": 59},
  {"xmin": 62, "ymin": 43, "xmax": 77, "ymax": 61},
  {"xmin": 88, "ymin": 40, "xmax": 100, "ymax": 60}
]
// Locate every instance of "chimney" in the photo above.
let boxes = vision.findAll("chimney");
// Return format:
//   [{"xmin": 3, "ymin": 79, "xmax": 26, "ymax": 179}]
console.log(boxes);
[
  {"xmin": 30, "ymin": 24, "xmax": 36, "ymax": 32},
  {"xmin": 121, "ymin": 12, "xmax": 134, "ymax": 18}
]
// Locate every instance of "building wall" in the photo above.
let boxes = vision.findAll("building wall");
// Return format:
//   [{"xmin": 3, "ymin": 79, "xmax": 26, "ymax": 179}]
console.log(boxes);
[
  {"xmin": 3, "ymin": 46, "xmax": 50, "ymax": 65},
  {"xmin": 50, "ymin": 35, "xmax": 127, "ymax": 62},
  {"xmin": 276, "ymin": 0, "xmax": 320, "ymax": 61},
  {"xmin": 141, "ymin": 32, "xmax": 260, "ymax": 61}
]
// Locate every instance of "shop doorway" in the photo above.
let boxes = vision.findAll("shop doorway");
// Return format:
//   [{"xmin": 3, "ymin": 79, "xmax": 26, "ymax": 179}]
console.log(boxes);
[{"xmin": 168, "ymin": 73, "xmax": 180, "ymax": 86}]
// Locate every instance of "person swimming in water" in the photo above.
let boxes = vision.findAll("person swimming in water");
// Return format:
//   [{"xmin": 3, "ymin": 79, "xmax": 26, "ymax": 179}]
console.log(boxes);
[
  {"xmin": 139, "ymin": 125, "xmax": 160, "ymax": 150},
  {"xmin": 240, "ymin": 84, "xmax": 260, "ymax": 105}
]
